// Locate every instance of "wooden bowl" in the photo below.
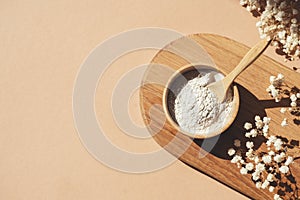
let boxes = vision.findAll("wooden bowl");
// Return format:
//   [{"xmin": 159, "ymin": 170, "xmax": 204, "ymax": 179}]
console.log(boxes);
[{"xmin": 162, "ymin": 64, "xmax": 240, "ymax": 139}]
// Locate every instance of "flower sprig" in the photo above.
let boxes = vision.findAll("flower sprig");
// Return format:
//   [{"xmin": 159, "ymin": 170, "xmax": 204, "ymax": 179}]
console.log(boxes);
[
  {"xmin": 240, "ymin": 0, "xmax": 300, "ymax": 61},
  {"xmin": 228, "ymin": 116, "xmax": 298, "ymax": 200},
  {"xmin": 266, "ymin": 73, "xmax": 300, "ymax": 126}
]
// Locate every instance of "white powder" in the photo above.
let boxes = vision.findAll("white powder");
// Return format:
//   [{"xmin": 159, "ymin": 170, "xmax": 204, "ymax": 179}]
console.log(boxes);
[{"xmin": 174, "ymin": 72, "xmax": 233, "ymax": 135}]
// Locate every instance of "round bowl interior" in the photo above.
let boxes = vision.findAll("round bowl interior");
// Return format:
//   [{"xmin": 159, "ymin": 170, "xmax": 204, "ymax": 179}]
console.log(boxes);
[{"xmin": 163, "ymin": 64, "xmax": 240, "ymax": 139}]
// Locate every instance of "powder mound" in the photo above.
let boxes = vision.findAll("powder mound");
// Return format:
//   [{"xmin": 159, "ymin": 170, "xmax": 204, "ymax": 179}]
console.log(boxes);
[{"xmin": 174, "ymin": 73, "xmax": 232, "ymax": 135}]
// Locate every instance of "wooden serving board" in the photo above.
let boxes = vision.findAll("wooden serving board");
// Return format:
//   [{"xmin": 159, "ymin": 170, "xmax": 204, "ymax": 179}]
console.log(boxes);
[{"xmin": 140, "ymin": 34, "xmax": 300, "ymax": 199}]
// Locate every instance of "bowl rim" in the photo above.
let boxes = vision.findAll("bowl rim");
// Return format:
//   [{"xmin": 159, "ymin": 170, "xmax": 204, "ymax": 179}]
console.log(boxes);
[{"xmin": 162, "ymin": 63, "xmax": 240, "ymax": 139}]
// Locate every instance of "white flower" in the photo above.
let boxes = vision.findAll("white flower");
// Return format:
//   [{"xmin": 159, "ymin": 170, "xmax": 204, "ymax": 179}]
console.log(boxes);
[
  {"xmin": 262, "ymin": 155, "xmax": 272, "ymax": 164},
  {"xmin": 250, "ymin": 129, "xmax": 258, "ymax": 137},
  {"xmin": 256, "ymin": 181, "xmax": 262, "ymax": 189},
  {"xmin": 279, "ymin": 165, "xmax": 289, "ymax": 174},
  {"xmin": 293, "ymin": 9, "xmax": 299, "ymax": 15},
  {"xmin": 270, "ymin": 76, "xmax": 276, "ymax": 84},
  {"xmin": 255, "ymin": 115, "xmax": 261, "ymax": 122},
  {"xmin": 246, "ymin": 141, "xmax": 254, "ymax": 149},
  {"xmin": 227, "ymin": 148, "xmax": 236, "ymax": 156},
  {"xmin": 244, "ymin": 122, "xmax": 252, "ymax": 130},
  {"xmin": 291, "ymin": 101, "xmax": 297, "ymax": 107},
  {"xmin": 280, "ymin": 108, "xmax": 286, "ymax": 113},
  {"xmin": 261, "ymin": 180, "xmax": 270, "ymax": 189},
  {"xmin": 267, "ymin": 173, "xmax": 274, "ymax": 182},
  {"xmin": 274, "ymin": 138, "xmax": 283, "ymax": 150},
  {"xmin": 297, "ymin": 93, "xmax": 300, "ymax": 98},
  {"xmin": 231, "ymin": 155, "xmax": 242, "ymax": 163},
  {"xmin": 268, "ymin": 136, "xmax": 277, "ymax": 143},
  {"xmin": 281, "ymin": 118, "xmax": 288, "ymax": 127},
  {"xmin": 275, "ymin": 11, "xmax": 284, "ymax": 21},
  {"xmin": 268, "ymin": 83, "xmax": 276, "ymax": 91},
  {"xmin": 285, "ymin": 156, "xmax": 293, "ymax": 166},
  {"xmin": 255, "ymin": 163, "xmax": 265, "ymax": 173},
  {"xmin": 269, "ymin": 167, "xmax": 273, "ymax": 171},
  {"xmin": 267, "ymin": 135, "xmax": 277, "ymax": 146},
  {"xmin": 254, "ymin": 156, "xmax": 260, "ymax": 164},
  {"xmin": 245, "ymin": 163, "xmax": 254, "ymax": 171},
  {"xmin": 234, "ymin": 139, "xmax": 241, "ymax": 147},
  {"xmin": 274, "ymin": 154, "xmax": 284, "ymax": 163},
  {"xmin": 262, "ymin": 125, "xmax": 269, "ymax": 134},
  {"xmin": 263, "ymin": 117, "xmax": 271, "ymax": 124},
  {"xmin": 252, "ymin": 171, "xmax": 260, "ymax": 181},
  {"xmin": 277, "ymin": 31, "xmax": 286, "ymax": 40},
  {"xmin": 256, "ymin": 21, "xmax": 262, "ymax": 28},
  {"xmin": 266, "ymin": 140, "xmax": 272, "ymax": 146},
  {"xmin": 274, "ymin": 194, "xmax": 282, "ymax": 200},
  {"xmin": 277, "ymin": 73, "xmax": 284, "ymax": 81},
  {"xmin": 290, "ymin": 94, "xmax": 297, "ymax": 102},
  {"xmin": 268, "ymin": 150, "xmax": 275, "ymax": 156},
  {"xmin": 240, "ymin": 0, "xmax": 247, "ymax": 6},
  {"xmin": 272, "ymin": 41, "xmax": 279, "ymax": 47},
  {"xmin": 245, "ymin": 132, "xmax": 252, "ymax": 138},
  {"xmin": 270, "ymin": 88, "xmax": 279, "ymax": 99},
  {"xmin": 255, "ymin": 120, "xmax": 264, "ymax": 129},
  {"xmin": 246, "ymin": 149, "xmax": 254, "ymax": 159},
  {"xmin": 240, "ymin": 167, "xmax": 248, "ymax": 175},
  {"xmin": 275, "ymin": 97, "xmax": 281, "ymax": 102}
]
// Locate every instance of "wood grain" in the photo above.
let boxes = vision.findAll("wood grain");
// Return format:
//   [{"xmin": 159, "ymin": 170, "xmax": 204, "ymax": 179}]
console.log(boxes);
[{"xmin": 140, "ymin": 34, "xmax": 300, "ymax": 200}]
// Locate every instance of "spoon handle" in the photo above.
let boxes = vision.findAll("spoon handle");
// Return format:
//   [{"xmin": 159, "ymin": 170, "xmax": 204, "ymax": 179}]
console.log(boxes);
[{"xmin": 224, "ymin": 38, "xmax": 271, "ymax": 88}]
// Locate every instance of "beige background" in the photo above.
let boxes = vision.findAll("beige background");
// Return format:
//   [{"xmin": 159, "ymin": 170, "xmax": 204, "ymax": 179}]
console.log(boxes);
[{"xmin": 1, "ymin": 0, "xmax": 299, "ymax": 199}]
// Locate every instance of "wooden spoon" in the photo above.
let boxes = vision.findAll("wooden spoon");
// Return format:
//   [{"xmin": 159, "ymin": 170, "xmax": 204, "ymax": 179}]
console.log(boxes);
[{"xmin": 207, "ymin": 38, "xmax": 271, "ymax": 102}]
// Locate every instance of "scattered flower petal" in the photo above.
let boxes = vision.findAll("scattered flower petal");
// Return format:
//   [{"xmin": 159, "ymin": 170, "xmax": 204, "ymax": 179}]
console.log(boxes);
[
  {"xmin": 228, "ymin": 148, "xmax": 236, "ymax": 156},
  {"xmin": 281, "ymin": 118, "xmax": 288, "ymax": 127},
  {"xmin": 280, "ymin": 108, "xmax": 286, "ymax": 113}
]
